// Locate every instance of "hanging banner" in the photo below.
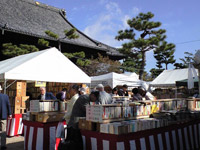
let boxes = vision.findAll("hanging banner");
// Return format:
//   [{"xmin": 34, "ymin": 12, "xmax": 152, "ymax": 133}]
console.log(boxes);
[{"xmin": 35, "ymin": 81, "xmax": 46, "ymax": 87}]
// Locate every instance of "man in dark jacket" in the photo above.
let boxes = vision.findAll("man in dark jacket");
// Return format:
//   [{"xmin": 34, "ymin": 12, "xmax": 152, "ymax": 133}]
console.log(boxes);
[
  {"xmin": 0, "ymin": 86, "xmax": 12, "ymax": 150},
  {"xmin": 37, "ymin": 87, "xmax": 56, "ymax": 100},
  {"xmin": 59, "ymin": 91, "xmax": 99, "ymax": 150},
  {"xmin": 56, "ymin": 88, "xmax": 68, "ymax": 101},
  {"xmin": 118, "ymin": 84, "xmax": 129, "ymax": 96}
]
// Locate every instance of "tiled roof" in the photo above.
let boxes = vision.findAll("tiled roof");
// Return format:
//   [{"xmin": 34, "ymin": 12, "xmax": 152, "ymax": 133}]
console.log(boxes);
[{"xmin": 0, "ymin": 0, "xmax": 123, "ymax": 57}]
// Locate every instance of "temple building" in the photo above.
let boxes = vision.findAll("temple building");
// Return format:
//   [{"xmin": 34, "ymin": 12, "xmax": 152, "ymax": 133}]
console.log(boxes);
[{"xmin": 0, "ymin": 0, "xmax": 124, "ymax": 60}]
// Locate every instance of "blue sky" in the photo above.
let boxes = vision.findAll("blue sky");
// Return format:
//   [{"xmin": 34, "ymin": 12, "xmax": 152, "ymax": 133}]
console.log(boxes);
[{"xmin": 39, "ymin": 0, "xmax": 200, "ymax": 72}]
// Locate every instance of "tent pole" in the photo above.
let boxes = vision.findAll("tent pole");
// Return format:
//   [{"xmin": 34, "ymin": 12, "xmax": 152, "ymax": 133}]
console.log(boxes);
[
  {"xmin": 4, "ymin": 79, "xmax": 7, "ymax": 94},
  {"xmin": 175, "ymin": 87, "xmax": 177, "ymax": 99},
  {"xmin": 6, "ymin": 80, "xmax": 16, "ymax": 89},
  {"xmin": 89, "ymin": 83, "xmax": 91, "ymax": 92}
]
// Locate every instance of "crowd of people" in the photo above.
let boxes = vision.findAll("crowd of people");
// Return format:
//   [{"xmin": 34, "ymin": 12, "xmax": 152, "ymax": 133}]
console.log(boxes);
[
  {"xmin": 0, "ymin": 83, "xmax": 154, "ymax": 150},
  {"xmin": 111, "ymin": 84, "xmax": 155, "ymax": 101},
  {"xmin": 36, "ymin": 84, "xmax": 155, "ymax": 131},
  {"xmin": 36, "ymin": 84, "xmax": 154, "ymax": 105}
]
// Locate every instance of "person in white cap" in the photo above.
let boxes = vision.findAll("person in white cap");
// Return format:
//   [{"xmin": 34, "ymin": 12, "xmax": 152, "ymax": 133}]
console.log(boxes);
[
  {"xmin": 0, "ymin": 85, "xmax": 12, "ymax": 150},
  {"xmin": 96, "ymin": 84, "xmax": 112, "ymax": 104}
]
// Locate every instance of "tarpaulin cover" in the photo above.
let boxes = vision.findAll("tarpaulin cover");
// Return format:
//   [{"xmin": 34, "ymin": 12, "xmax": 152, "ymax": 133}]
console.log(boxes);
[{"xmin": 0, "ymin": 47, "xmax": 91, "ymax": 83}]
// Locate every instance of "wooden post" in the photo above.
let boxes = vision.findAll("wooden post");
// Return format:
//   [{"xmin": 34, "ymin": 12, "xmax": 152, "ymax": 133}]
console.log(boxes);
[
  {"xmin": 175, "ymin": 87, "xmax": 177, "ymax": 99},
  {"xmin": 58, "ymin": 40, "xmax": 61, "ymax": 52}
]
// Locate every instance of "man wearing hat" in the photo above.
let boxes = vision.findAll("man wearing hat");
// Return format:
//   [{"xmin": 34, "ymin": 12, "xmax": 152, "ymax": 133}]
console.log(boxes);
[{"xmin": 0, "ymin": 85, "xmax": 12, "ymax": 150}]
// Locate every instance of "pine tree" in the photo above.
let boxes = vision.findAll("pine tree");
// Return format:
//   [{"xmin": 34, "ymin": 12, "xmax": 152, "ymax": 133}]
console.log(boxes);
[
  {"xmin": 174, "ymin": 52, "xmax": 194, "ymax": 69},
  {"xmin": 41, "ymin": 28, "xmax": 79, "ymax": 50},
  {"xmin": 63, "ymin": 51, "xmax": 91, "ymax": 67},
  {"xmin": 150, "ymin": 68, "xmax": 164, "ymax": 79},
  {"xmin": 116, "ymin": 12, "xmax": 166, "ymax": 79},
  {"xmin": 45, "ymin": 30, "xmax": 59, "ymax": 39},
  {"xmin": 64, "ymin": 28, "xmax": 79, "ymax": 39},
  {"xmin": 154, "ymin": 41, "xmax": 176, "ymax": 70},
  {"xmin": 2, "ymin": 43, "xmax": 39, "ymax": 57},
  {"xmin": 38, "ymin": 39, "xmax": 49, "ymax": 47}
]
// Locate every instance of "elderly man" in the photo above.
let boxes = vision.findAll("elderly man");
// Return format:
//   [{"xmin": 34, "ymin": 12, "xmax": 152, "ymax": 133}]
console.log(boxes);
[
  {"xmin": 37, "ymin": 87, "xmax": 56, "ymax": 100},
  {"xmin": 0, "ymin": 85, "xmax": 12, "ymax": 150},
  {"xmin": 79, "ymin": 87, "xmax": 88, "ymax": 95},
  {"xmin": 96, "ymin": 84, "xmax": 112, "ymax": 104}
]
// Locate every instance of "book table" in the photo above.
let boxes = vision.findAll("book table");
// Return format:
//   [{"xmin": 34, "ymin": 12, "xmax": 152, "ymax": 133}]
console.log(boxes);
[{"xmin": 81, "ymin": 120, "xmax": 200, "ymax": 150}]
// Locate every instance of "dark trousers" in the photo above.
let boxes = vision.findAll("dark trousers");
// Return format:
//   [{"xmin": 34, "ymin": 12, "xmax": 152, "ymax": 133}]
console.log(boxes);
[
  {"xmin": 58, "ymin": 127, "xmax": 83, "ymax": 150},
  {"xmin": 0, "ymin": 120, "xmax": 7, "ymax": 147}
]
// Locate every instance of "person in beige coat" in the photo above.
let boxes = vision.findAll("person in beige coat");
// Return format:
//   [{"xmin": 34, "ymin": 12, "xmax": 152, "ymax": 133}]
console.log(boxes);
[{"xmin": 64, "ymin": 84, "xmax": 79, "ymax": 124}]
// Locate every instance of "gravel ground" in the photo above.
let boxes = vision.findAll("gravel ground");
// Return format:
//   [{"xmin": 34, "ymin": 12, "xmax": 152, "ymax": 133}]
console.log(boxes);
[{"xmin": 6, "ymin": 136, "xmax": 24, "ymax": 150}]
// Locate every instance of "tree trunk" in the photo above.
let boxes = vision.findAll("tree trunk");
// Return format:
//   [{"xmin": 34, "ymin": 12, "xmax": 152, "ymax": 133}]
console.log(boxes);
[
  {"xmin": 165, "ymin": 63, "xmax": 168, "ymax": 70},
  {"xmin": 139, "ymin": 51, "xmax": 146, "ymax": 80}
]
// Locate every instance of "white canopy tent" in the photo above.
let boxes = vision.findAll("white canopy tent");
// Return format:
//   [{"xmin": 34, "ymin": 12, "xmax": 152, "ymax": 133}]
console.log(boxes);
[
  {"xmin": 90, "ymin": 72, "xmax": 142, "ymax": 89},
  {"xmin": 150, "ymin": 68, "xmax": 198, "ymax": 87},
  {"xmin": 0, "ymin": 47, "xmax": 91, "ymax": 93}
]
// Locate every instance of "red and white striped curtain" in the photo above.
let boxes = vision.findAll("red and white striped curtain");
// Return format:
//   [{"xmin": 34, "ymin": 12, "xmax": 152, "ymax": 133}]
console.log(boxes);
[
  {"xmin": 6, "ymin": 114, "xmax": 23, "ymax": 137},
  {"xmin": 23, "ymin": 120, "xmax": 66, "ymax": 150},
  {"xmin": 81, "ymin": 120, "xmax": 200, "ymax": 150}
]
